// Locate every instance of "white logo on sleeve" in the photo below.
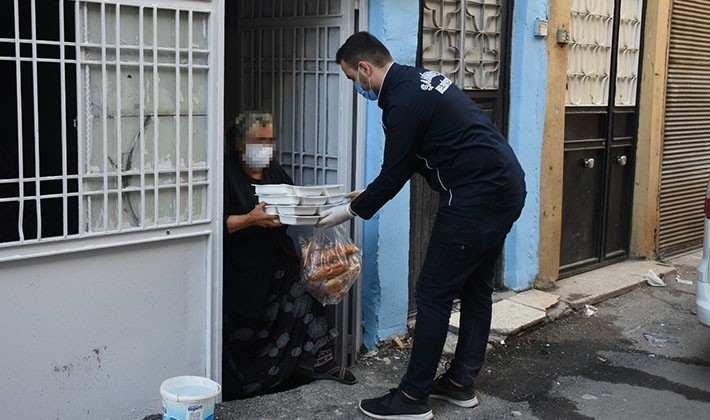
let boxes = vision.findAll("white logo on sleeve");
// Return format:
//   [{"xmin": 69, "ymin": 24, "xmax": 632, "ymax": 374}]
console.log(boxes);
[{"xmin": 420, "ymin": 71, "xmax": 452, "ymax": 94}]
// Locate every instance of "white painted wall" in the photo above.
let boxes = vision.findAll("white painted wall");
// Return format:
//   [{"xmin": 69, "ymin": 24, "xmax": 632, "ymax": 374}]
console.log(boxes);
[{"xmin": 0, "ymin": 236, "xmax": 210, "ymax": 419}]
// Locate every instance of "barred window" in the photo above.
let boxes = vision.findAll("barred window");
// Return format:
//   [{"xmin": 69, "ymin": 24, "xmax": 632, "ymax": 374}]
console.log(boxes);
[
  {"xmin": 237, "ymin": 0, "xmax": 344, "ymax": 187},
  {"xmin": 0, "ymin": 0, "xmax": 211, "ymax": 249},
  {"xmin": 566, "ymin": 0, "xmax": 642, "ymax": 106},
  {"xmin": 420, "ymin": 0, "xmax": 503, "ymax": 90}
]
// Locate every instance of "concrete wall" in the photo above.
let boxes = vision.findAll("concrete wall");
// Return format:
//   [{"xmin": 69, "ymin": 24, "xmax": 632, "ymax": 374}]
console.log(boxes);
[
  {"xmin": 0, "ymin": 237, "xmax": 211, "ymax": 419},
  {"xmin": 631, "ymin": 0, "xmax": 672, "ymax": 258},
  {"xmin": 537, "ymin": 0, "xmax": 570, "ymax": 286}
]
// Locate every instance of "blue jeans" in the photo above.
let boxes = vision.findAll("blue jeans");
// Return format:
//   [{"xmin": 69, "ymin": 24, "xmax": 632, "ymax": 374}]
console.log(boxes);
[{"xmin": 400, "ymin": 192, "xmax": 525, "ymax": 399}]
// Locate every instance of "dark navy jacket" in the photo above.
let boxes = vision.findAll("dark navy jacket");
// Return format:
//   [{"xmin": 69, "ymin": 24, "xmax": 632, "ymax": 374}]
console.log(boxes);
[{"xmin": 350, "ymin": 63, "xmax": 526, "ymax": 220}]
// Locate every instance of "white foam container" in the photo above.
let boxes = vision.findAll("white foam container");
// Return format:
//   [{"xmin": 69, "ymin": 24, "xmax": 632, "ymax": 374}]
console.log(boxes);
[
  {"xmin": 252, "ymin": 183, "xmax": 294, "ymax": 196},
  {"xmin": 321, "ymin": 184, "xmax": 344, "ymax": 195},
  {"xmin": 277, "ymin": 205, "xmax": 318, "ymax": 215},
  {"xmin": 325, "ymin": 193, "xmax": 346, "ymax": 204},
  {"xmin": 278, "ymin": 215, "xmax": 320, "ymax": 225},
  {"xmin": 292, "ymin": 185, "xmax": 325, "ymax": 196},
  {"xmin": 299, "ymin": 195, "xmax": 328, "ymax": 205},
  {"xmin": 160, "ymin": 376, "xmax": 221, "ymax": 420},
  {"xmin": 257, "ymin": 194, "xmax": 300, "ymax": 205}
]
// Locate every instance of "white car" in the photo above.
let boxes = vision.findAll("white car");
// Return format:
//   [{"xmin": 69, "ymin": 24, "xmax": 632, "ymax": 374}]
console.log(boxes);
[{"xmin": 697, "ymin": 177, "xmax": 710, "ymax": 327}]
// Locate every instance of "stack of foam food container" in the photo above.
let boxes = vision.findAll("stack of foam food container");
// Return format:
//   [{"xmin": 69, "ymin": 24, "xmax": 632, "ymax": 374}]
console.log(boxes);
[{"xmin": 253, "ymin": 184, "xmax": 346, "ymax": 225}]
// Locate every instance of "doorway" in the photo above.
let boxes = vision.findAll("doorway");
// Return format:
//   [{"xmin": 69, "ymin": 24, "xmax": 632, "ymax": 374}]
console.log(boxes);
[
  {"xmin": 559, "ymin": 0, "xmax": 645, "ymax": 277},
  {"xmin": 223, "ymin": 0, "xmax": 363, "ymax": 369},
  {"xmin": 409, "ymin": 0, "xmax": 514, "ymax": 314}
]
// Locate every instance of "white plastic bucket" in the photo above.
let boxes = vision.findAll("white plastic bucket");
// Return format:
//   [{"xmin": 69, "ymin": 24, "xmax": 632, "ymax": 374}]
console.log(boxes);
[{"xmin": 160, "ymin": 375, "xmax": 221, "ymax": 420}]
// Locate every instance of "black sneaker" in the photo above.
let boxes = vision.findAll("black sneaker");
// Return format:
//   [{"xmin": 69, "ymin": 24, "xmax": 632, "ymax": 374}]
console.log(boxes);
[
  {"xmin": 359, "ymin": 388, "xmax": 434, "ymax": 420},
  {"xmin": 430, "ymin": 374, "xmax": 479, "ymax": 408}
]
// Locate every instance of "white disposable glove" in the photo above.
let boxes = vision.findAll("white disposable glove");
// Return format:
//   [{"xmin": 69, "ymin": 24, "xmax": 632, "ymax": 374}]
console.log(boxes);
[{"xmin": 316, "ymin": 202, "xmax": 357, "ymax": 228}]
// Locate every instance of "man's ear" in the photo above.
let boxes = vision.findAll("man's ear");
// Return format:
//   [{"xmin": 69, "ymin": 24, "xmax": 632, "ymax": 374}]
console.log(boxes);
[{"xmin": 358, "ymin": 61, "xmax": 372, "ymax": 76}]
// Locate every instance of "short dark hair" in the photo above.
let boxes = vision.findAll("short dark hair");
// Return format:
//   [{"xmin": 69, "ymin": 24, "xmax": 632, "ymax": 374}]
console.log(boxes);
[{"xmin": 335, "ymin": 31, "xmax": 392, "ymax": 69}]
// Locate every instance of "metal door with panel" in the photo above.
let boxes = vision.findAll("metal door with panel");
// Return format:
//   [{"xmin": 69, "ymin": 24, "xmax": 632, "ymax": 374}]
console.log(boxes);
[
  {"xmin": 560, "ymin": 0, "xmax": 644, "ymax": 277},
  {"xmin": 226, "ymin": 0, "xmax": 362, "ymax": 366}
]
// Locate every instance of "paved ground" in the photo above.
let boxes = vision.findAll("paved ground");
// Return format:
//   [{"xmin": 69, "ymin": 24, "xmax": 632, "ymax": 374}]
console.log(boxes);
[
  {"xmin": 144, "ymin": 254, "xmax": 696, "ymax": 419},
  {"xmin": 474, "ymin": 251, "xmax": 710, "ymax": 419}
]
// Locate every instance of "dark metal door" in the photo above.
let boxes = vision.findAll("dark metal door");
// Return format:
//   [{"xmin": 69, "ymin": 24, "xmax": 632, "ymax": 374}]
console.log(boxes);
[
  {"xmin": 560, "ymin": 0, "xmax": 644, "ymax": 277},
  {"xmin": 561, "ymin": 110, "xmax": 636, "ymax": 275}
]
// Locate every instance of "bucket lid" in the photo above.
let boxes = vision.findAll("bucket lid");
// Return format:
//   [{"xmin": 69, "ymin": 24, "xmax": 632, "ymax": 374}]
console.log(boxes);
[{"xmin": 160, "ymin": 375, "xmax": 221, "ymax": 403}]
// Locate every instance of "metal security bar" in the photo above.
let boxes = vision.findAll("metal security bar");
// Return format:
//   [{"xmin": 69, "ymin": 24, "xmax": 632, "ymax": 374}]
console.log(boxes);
[
  {"xmin": 0, "ymin": 0, "xmax": 211, "ymax": 249},
  {"xmin": 567, "ymin": 0, "xmax": 642, "ymax": 106},
  {"xmin": 421, "ymin": 0, "xmax": 502, "ymax": 90},
  {"xmin": 567, "ymin": 0, "xmax": 615, "ymax": 106},
  {"xmin": 238, "ymin": 1, "xmax": 343, "ymax": 187},
  {"xmin": 615, "ymin": 0, "xmax": 642, "ymax": 106}
]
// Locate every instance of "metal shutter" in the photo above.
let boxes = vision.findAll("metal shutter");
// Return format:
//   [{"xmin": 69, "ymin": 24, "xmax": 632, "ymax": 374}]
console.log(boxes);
[{"xmin": 659, "ymin": 0, "xmax": 710, "ymax": 256}]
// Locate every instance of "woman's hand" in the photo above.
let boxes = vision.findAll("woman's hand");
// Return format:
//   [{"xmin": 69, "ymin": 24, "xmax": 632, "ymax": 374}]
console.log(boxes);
[
  {"xmin": 226, "ymin": 202, "xmax": 281, "ymax": 233},
  {"xmin": 249, "ymin": 202, "xmax": 281, "ymax": 228}
]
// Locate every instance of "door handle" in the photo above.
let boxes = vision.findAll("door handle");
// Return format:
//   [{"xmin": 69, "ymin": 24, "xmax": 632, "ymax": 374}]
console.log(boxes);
[
  {"xmin": 615, "ymin": 155, "xmax": 627, "ymax": 166},
  {"xmin": 582, "ymin": 158, "xmax": 595, "ymax": 169}
]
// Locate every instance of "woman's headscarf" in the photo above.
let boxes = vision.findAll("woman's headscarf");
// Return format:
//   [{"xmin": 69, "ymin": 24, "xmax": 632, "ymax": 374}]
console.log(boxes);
[{"xmin": 225, "ymin": 111, "xmax": 273, "ymax": 158}]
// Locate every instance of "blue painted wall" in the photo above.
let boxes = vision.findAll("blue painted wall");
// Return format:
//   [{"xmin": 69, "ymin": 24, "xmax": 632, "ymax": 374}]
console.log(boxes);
[
  {"xmin": 359, "ymin": 0, "xmax": 545, "ymax": 349},
  {"xmin": 359, "ymin": 0, "xmax": 419, "ymax": 350},
  {"xmin": 504, "ymin": 2, "xmax": 547, "ymax": 290}
]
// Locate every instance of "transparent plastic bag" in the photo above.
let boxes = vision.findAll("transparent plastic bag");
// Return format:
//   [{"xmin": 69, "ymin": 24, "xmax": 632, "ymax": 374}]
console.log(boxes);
[{"xmin": 300, "ymin": 225, "xmax": 362, "ymax": 305}]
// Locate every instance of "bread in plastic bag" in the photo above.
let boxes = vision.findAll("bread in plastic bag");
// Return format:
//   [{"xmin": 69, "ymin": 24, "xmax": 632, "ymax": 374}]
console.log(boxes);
[{"xmin": 300, "ymin": 225, "xmax": 361, "ymax": 305}]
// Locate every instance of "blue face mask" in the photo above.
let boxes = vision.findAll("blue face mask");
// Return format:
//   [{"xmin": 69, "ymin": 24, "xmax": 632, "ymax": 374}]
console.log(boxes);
[{"xmin": 355, "ymin": 68, "xmax": 378, "ymax": 101}]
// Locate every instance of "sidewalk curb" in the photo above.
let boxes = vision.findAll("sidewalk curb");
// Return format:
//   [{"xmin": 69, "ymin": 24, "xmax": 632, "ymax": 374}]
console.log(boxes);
[{"xmin": 462, "ymin": 258, "xmax": 679, "ymax": 342}]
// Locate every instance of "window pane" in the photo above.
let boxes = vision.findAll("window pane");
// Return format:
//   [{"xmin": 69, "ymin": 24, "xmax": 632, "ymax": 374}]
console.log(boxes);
[
  {"xmin": 615, "ymin": 0, "xmax": 642, "ymax": 106},
  {"xmin": 421, "ymin": 0, "xmax": 502, "ymax": 90},
  {"xmin": 567, "ymin": 0, "xmax": 615, "ymax": 106},
  {"xmin": 80, "ymin": 2, "xmax": 211, "ymax": 229}
]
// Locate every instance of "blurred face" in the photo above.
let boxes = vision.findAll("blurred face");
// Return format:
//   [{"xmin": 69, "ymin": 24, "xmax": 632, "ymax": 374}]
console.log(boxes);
[
  {"xmin": 239, "ymin": 122, "xmax": 275, "ymax": 169},
  {"xmin": 246, "ymin": 122, "xmax": 274, "ymax": 144}
]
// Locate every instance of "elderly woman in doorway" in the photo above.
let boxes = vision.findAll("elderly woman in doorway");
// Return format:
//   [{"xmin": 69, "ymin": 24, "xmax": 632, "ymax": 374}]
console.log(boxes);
[{"xmin": 221, "ymin": 111, "xmax": 357, "ymax": 401}]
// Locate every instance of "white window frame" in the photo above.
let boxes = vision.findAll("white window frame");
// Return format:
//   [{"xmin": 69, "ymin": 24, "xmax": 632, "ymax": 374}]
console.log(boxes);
[{"xmin": 0, "ymin": 0, "xmax": 220, "ymax": 263}]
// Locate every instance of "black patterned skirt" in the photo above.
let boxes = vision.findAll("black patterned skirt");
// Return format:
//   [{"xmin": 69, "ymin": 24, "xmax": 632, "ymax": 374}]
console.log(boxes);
[{"xmin": 222, "ymin": 253, "xmax": 337, "ymax": 400}]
